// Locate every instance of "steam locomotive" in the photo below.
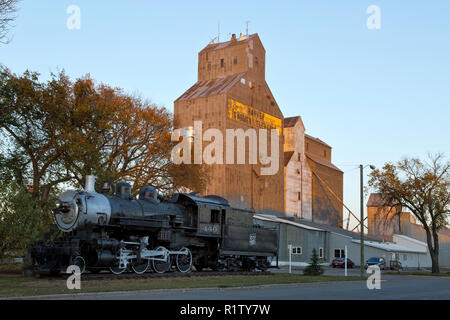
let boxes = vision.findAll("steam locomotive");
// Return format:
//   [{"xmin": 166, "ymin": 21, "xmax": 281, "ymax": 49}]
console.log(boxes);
[{"xmin": 27, "ymin": 176, "xmax": 278, "ymax": 275}]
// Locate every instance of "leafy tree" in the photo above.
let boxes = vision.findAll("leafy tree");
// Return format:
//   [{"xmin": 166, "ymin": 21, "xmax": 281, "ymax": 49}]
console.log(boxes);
[
  {"xmin": 303, "ymin": 248, "xmax": 324, "ymax": 276},
  {"xmin": 0, "ymin": 68, "xmax": 205, "ymax": 200},
  {"xmin": 368, "ymin": 154, "xmax": 449, "ymax": 273},
  {"xmin": 0, "ymin": 68, "xmax": 98, "ymax": 203},
  {"xmin": 0, "ymin": 67, "xmax": 206, "ymax": 257},
  {"xmin": 0, "ymin": 181, "xmax": 55, "ymax": 259},
  {"xmin": 60, "ymin": 78, "xmax": 206, "ymax": 195},
  {"xmin": 0, "ymin": 0, "xmax": 20, "ymax": 44}
]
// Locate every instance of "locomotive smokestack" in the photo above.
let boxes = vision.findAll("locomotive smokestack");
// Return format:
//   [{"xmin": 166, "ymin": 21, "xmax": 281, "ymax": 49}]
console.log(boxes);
[{"xmin": 85, "ymin": 175, "xmax": 96, "ymax": 193}]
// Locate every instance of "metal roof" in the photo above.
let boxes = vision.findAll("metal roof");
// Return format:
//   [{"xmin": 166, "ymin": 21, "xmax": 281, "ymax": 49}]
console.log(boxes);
[
  {"xmin": 352, "ymin": 239, "xmax": 427, "ymax": 254},
  {"xmin": 199, "ymin": 34, "xmax": 260, "ymax": 53},
  {"xmin": 283, "ymin": 116, "xmax": 300, "ymax": 128},
  {"xmin": 306, "ymin": 153, "xmax": 343, "ymax": 172},
  {"xmin": 305, "ymin": 134, "xmax": 332, "ymax": 148},
  {"xmin": 254, "ymin": 214, "xmax": 325, "ymax": 232},
  {"xmin": 175, "ymin": 72, "xmax": 246, "ymax": 102},
  {"xmin": 173, "ymin": 193, "xmax": 230, "ymax": 207},
  {"xmin": 293, "ymin": 219, "xmax": 382, "ymax": 241}
]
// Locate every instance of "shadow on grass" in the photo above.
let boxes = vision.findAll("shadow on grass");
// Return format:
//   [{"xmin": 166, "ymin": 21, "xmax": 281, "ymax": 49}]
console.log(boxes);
[{"xmin": 0, "ymin": 273, "xmax": 364, "ymax": 298}]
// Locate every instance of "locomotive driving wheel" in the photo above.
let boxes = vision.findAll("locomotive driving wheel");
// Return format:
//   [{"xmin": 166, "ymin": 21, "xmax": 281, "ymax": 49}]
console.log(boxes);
[
  {"xmin": 176, "ymin": 247, "xmax": 192, "ymax": 273},
  {"xmin": 152, "ymin": 246, "xmax": 171, "ymax": 274},
  {"xmin": 131, "ymin": 256, "xmax": 150, "ymax": 274},
  {"xmin": 110, "ymin": 263, "xmax": 127, "ymax": 275}
]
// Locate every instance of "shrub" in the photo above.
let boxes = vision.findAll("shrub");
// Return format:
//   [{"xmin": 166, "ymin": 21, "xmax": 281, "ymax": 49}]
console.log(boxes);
[{"xmin": 303, "ymin": 249, "xmax": 324, "ymax": 276}]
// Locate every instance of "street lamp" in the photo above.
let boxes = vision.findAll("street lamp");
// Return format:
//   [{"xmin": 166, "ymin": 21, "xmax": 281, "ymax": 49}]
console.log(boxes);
[{"xmin": 360, "ymin": 164, "xmax": 376, "ymax": 278}]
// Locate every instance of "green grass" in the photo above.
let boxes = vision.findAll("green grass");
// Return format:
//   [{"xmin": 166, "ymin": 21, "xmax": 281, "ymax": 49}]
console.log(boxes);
[
  {"xmin": 0, "ymin": 263, "xmax": 23, "ymax": 271},
  {"xmin": 0, "ymin": 273, "xmax": 363, "ymax": 298}
]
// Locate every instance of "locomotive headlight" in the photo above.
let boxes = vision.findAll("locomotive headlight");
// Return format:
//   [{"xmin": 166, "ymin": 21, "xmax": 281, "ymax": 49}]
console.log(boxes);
[{"xmin": 59, "ymin": 201, "xmax": 78, "ymax": 224}]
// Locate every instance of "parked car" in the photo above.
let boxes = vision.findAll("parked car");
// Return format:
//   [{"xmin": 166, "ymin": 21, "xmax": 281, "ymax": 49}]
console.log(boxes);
[
  {"xmin": 331, "ymin": 258, "xmax": 354, "ymax": 268},
  {"xmin": 364, "ymin": 257, "xmax": 387, "ymax": 270}
]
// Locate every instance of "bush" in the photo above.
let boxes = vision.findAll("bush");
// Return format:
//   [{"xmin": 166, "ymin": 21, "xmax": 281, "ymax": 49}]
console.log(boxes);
[
  {"xmin": 0, "ymin": 182, "xmax": 53, "ymax": 259},
  {"xmin": 303, "ymin": 249, "xmax": 324, "ymax": 276}
]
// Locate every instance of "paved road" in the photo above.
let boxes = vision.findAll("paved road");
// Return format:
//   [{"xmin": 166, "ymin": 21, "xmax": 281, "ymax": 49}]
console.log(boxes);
[
  {"xmin": 44, "ymin": 274, "xmax": 450, "ymax": 300},
  {"xmin": 272, "ymin": 266, "xmax": 365, "ymax": 277}
]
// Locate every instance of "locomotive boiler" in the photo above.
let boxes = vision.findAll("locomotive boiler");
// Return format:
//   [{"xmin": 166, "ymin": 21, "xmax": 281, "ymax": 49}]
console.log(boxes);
[{"xmin": 28, "ymin": 176, "xmax": 278, "ymax": 275}]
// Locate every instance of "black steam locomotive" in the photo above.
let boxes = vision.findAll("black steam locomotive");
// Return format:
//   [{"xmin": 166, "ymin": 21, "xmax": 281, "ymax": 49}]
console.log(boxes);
[{"xmin": 27, "ymin": 176, "xmax": 278, "ymax": 275}]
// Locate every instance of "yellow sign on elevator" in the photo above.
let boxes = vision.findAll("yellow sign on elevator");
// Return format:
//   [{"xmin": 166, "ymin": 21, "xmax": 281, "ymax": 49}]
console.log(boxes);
[{"xmin": 227, "ymin": 98, "xmax": 282, "ymax": 134}]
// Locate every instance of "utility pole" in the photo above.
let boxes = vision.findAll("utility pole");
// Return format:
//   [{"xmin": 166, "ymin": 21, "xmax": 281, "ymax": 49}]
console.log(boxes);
[{"xmin": 360, "ymin": 164, "xmax": 365, "ymax": 278}]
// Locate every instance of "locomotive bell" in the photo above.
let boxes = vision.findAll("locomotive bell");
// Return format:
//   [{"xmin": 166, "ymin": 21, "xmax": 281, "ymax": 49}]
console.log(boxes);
[{"xmin": 101, "ymin": 181, "xmax": 111, "ymax": 194}]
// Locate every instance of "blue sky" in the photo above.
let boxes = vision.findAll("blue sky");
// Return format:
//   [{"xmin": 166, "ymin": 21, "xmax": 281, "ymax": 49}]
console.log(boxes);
[{"xmin": 1, "ymin": 0, "xmax": 449, "ymax": 229}]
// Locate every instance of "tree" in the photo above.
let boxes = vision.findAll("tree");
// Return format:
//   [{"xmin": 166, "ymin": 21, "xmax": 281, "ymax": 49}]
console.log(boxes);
[
  {"xmin": 0, "ymin": 180, "xmax": 55, "ymax": 259},
  {"xmin": 368, "ymin": 154, "xmax": 450, "ymax": 273},
  {"xmin": 61, "ymin": 78, "xmax": 206, "ymax": 195},
  {"xmin": 0, "ymin": 67, "xmax": 206, "ymax": 257},
  {"xmin": 303, "ymin": 248, "xmax": 324, "ymax": 276},
  {"xmin": 0, "ymin": 0, "xmax": 20, "ymax": 44},
  {"xmin": 0, "ymin": 67, "xmax": 206, "ymax": 202},
  {"xmin": 0, "ymin": 68, "xmax": 98, "ymax": 203}
]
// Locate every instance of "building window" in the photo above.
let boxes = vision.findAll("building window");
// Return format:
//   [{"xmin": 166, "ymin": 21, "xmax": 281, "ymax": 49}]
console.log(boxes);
[
  {"xmin": 220, "ymin": 59, "xmax": 224, "ymax": 68},
  {"xmin": 323, "ymin": 150, "xmax": 327, "ymax": 157},
  {"xmin": 292, "ymin": 247, "xmax": 302, "ymax": 255},
  {"xmin": 306, "ymin": 143, "xmax": 309, "ymax": 151},
  {"xmin": 334, "ymin": 249, "xmax": 345, "ymax": 258},
  {"xmin": 255, "ymin": 56, "xmax": 259, "ymax": 65},
  {"xmin": 298, "ymin": 153, "xmax": 301, "ymax": 161},
  {"xmin": 207, "ymin": 63, "xmax": 211, "ymax": 71},
  {"xmin": 319, "ymin": 248, "xmax": 324, "ymax": 259},
  {"xmin": 234, "ymin": 56, "xmax": 238, "ymax": 65},
  {"xmin": 297, "ymin": 192, "xmax": 301, "ymax": 201},
  {"xmin": 403, "ymin": 254, "xmax": 407, "ymax": 261}
]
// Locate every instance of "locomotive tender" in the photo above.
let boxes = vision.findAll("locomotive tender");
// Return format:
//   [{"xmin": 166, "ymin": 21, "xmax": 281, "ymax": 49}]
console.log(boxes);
[{"xmin": 28, "ymin": 176, "xmax": 278, "ymax": 275}]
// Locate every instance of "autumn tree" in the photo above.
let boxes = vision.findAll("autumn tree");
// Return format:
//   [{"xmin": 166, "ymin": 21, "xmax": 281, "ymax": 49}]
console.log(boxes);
[
  {"xmin": 0, "ymin": 67, "xmax": 205, "ymax": 255},
  {"xmin": 0, "ymin": 68, "xmax": 106, "ymax": 203},
  {"xmin": 368, "ymin": 154, "xmax": 450, "ymax": 273},
  {"xmin": 0, "ymin": 67, "xmax": 205, "ymax": 202},
  {"xmin": 0, "ymin": 0, "xmax": 20, "ymax": 44},
  {"xmin": 63, "ymin": 79, "xmax": 206, "ymax": 195}
]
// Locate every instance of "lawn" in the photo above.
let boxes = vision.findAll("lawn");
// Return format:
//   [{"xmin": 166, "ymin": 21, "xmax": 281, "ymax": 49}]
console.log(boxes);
[{"xmin": 0, "ymin": 273, "xmax": 363, "ymax": 298}]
